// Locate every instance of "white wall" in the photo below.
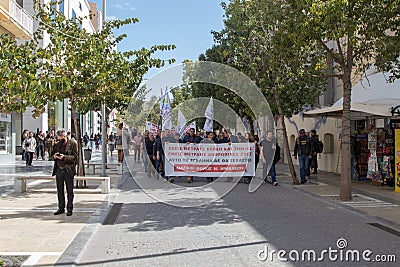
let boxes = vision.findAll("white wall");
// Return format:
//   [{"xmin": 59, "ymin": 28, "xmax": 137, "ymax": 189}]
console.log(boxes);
[{"xmin": 284, "ymin": 115, "xmax": 342, "ymax": 173}]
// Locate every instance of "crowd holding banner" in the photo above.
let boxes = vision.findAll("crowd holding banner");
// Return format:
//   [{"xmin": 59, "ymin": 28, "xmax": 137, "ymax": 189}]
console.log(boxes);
[
  {"xmin": 164, "ymin": 143, "xmax": 255, "ymax": 177},
  {"xmin": 134, "ymin": 95, "xmax": 281, "ymax": 184}
]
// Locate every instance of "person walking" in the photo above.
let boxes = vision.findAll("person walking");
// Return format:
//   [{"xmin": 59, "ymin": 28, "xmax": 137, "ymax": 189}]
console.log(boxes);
[
  {"xmin": 89, "ymin": 133, "xmax": 94, "ymax": 150},
  {"xmin": 261, "ymin": 131, "xmax": 280, "ymax": 186},
  {"xmin": 116, "ymin": 122, "xmax": 124, "ymax": 163},
  {"xmin": 202, "ymin": 131, "xmax": 216, "ymax": 182},
  {"xmin": 23, "ymin": 131, "xmax": 36, "ymax": 166},
  {"xmin": 309, "ymin": 130, "xmax": 321, "ymax": 174},
  {"xmin": 83, "ymin": 132, "xmax": 89, "ymax": 147},
  {"xmin": 145, "ymin": 132, "xmax": 156, "ymax": 177},
  {"xmin": 133, "ymin": 132, "xmax": 142, "ymax": 162},
  {"xmin": 142, "ymin": 130, "xmax": 149, "ymax": 172},
  {"xmin": 108, "ymin": 133, "xmax": 115, "ymax": 157},
  {"xmin": 36, "ymin": 130, "xmax": 45, "ymax": 160},
  {"xmin": 21, "ymin": 129, "xmax": 29, "ymax": 161},
  {"xmin": 294, "ymin": 129, "xmax": 312, "ymax": 184},
  {"xmin": 51, "ymin": 129, "xmax": 78, "ymax": 216},
  {"xmin": 183, "ymin": 128, "xmax": 201, "ymax": 183}
]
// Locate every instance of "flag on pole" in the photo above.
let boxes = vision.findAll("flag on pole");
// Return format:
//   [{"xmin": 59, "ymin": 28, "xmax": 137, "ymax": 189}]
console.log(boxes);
[
  {"xmin": 203, "ymin": 97, "xmax": 214, "ymax": 132},
  {"xmin": 177, "ymin": 108, "xmax": 187, "ymax": 137},
  {"xmin": 160, "ymin": 88, "xmax": 173, "ymax": 130}
]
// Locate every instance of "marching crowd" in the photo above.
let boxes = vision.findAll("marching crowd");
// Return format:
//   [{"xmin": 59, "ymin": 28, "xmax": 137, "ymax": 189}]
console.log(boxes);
[
  {"xmin": 21, "ymin": 125, "xmax": 323, "ymax": 186},
  {"xmin": 128, "ymin": 127, "xmax": 323, "ymax": 185},
  {"xmin": 128, "ymin": 127, "xmax": 283, "ymax": 184}
]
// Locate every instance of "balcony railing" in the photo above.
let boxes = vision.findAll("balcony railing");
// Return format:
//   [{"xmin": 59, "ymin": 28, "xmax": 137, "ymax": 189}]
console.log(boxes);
[{"xmin": 8, "ymin": 0, "xmax": 33, "ymax": 36}]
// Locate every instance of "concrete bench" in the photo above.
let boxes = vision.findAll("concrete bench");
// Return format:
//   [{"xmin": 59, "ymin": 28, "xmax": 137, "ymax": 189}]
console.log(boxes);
[
  {"xmin": 14, "ymin": 175, "xmax": 110, "ymax": 194},
  {"xmin": 14, "ymin": 176, "xmax": 55, "ymax": 193},
  {"xmin": 85, "ymin": 163, "xmax": 122, "ymax": 174},
  {"xmin": 74, "ymin": 176, "xmax": 110, "ymax": 194}
]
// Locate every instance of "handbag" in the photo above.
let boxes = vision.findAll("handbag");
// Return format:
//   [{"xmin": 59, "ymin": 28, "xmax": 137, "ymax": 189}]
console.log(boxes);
[{"xmin": 116, "ymin": 136, "xmax": 122, "ymax": 145}]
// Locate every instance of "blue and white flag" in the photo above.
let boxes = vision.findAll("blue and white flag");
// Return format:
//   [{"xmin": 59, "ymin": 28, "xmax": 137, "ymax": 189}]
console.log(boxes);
[
  {"xmin": 160, "ymin": 89, "xmax": 173, "ymax": 130},
  {"xmin": 203, "ymin": 97, "xmax": 214, "ymax": 132},
  {"xmin": 177, "ymin": 108, "xmax": 187, "ymax": 137}
]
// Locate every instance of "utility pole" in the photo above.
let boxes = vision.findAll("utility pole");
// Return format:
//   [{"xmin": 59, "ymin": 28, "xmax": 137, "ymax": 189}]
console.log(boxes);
[{"xmin": 101, "ymin": 0, "xmax": 107, "ymax": 177}]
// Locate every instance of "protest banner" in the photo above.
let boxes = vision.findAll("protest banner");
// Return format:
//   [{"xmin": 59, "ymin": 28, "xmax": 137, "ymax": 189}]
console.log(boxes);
[{"xmin": 164, "ymin": 143, "xmax": 255, "ymax": 177}]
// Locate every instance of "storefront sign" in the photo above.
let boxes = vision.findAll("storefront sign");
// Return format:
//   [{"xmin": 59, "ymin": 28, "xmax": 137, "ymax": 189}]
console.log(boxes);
[
  {"xmin": 164, "ymin": 143, "xmax": 255, "ymax": 177},
  {"xmin": 0, "ymin": 113, "xmax": 11, "ymax": 123}
]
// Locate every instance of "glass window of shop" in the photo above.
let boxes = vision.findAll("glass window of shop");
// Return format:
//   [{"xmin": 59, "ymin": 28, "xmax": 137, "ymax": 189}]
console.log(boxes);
[
  {"xmin": 0, "ymin": 114, "xmax": 12, "ymax": 154},
  {"xmin": 48, "ymin": 101, "xmax": 65, "ymax": 131}
]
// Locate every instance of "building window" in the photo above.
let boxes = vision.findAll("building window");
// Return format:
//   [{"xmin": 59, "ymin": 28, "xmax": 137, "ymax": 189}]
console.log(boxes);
[
  {"xmin": 0, "ymin": 118, "xmax": 12, "ymax": 155},
  {"xmin": 323, "ymin": 133, "xmax": 334, "ymax": 153},
  {"xmin": 290, "ymin": 134, "xmax": 296, "ymax": 151},
  {"xmin": 16, "ymin": 0, "xmax": 23, "ymax": 8}
]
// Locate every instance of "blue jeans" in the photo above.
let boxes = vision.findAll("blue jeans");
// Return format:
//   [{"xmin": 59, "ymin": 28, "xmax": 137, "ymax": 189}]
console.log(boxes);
[
  {"xmin": 298, "ymin": 154, "xmax": 309, "ymax": 180},
  {"xmin": 142, "ymin": 150, "xmax": 148, "ymax": 172},
  {"xmin": 263, "ymin": 163, "xmax": 277, "ymax": 183},
  {"xmin": 156, "ymin": 155, "xmax": 165, "ymax": 177}
]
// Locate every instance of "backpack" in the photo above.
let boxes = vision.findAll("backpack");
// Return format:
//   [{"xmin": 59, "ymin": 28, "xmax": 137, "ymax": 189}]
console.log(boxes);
[
  {"xmin": 273, "ymin": 143, "xmax": 281, "ymax": 163},
  {"xmin": 317, "ymin": 140, "xmax": 324, "ymax": 153}
]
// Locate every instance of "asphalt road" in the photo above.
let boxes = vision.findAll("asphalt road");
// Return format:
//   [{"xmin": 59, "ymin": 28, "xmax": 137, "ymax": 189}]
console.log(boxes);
[{"xmin": 58, "ymin": 164, "xmax": 400, "ymax": 267}]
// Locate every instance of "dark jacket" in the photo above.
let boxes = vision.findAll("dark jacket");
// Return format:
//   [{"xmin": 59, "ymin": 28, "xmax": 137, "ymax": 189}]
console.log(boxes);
[
  {"xmin": 183, "ymin": 135, "xmax": 201, "ymax": 144},
  {"xmin": 51, "ymin": 139, "xmax": 78, "ymax": 177},
  {"xmin": 145, "ymin": 138, "xmax": 155, "ymax": 156},
  {"xmin": 310, "ymin": 135, "xmax": 319, "ymax": 155},
  {"xmin": 294, "ymin": 136, "xmax": 312, "ymax": 156}
]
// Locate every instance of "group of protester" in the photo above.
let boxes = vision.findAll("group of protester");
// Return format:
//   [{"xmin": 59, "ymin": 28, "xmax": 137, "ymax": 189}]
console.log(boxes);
[{"xmin": 131, "ymin": 127, "xmax": 282, "ymax": 185}]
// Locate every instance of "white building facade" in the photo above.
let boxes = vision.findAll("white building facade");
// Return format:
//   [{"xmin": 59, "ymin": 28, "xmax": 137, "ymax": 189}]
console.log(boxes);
[{"xmin": 20, "ymin": 0, "xmax": 103, "ymax": 149}]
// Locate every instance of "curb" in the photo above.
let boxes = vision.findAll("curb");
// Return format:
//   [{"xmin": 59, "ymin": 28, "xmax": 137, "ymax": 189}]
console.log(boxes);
[{"xmin": 54, "ymin": 171, "xmax": 128, "ymax": 266}]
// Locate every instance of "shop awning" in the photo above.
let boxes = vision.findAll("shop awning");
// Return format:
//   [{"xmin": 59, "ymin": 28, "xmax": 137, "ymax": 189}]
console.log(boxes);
[{"xmin": 303, "ymin": 72, "xmax": 400, "ymax": 119}]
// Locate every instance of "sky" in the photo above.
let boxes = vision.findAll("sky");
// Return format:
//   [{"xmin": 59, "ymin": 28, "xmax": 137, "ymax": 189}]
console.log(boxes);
[{"xmin": 90, "ymin": 0, "xmax": 226, "ymax": 97}]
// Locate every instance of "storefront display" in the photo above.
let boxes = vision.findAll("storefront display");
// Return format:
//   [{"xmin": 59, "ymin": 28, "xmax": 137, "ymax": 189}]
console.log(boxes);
[
  {"xmin": 353, "ymin": 120, "xmax": 395, "ymax": 186},
  {"xmin": 354, "ymin": 133, "xmax": 369, "ymax": 179}
]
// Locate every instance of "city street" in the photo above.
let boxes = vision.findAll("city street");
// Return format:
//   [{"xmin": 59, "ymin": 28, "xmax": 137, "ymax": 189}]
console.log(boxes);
[{"xmin": 53, "ymin": 158, "xmax": 400, "ymax": 267}]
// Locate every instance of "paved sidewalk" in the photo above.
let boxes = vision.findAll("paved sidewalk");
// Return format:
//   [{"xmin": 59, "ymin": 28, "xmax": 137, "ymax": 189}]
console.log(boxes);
[
  {"xmin": 274, "ymin": 163, "xmax": 400, "ymax": 228},
  {"xmin": 0, "ymin": 150, "xmax": 122, "ymax": 266}
]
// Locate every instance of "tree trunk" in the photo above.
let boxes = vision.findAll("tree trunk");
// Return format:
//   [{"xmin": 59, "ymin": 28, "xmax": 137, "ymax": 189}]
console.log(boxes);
[
  {"xmin": 70, "ymin": 99, "xmax": 85, "ymax": 178},
  {"xmin": 274, "ymin": 93, "xmax": 299, "ymax": 185},
  {"xmin": 339, "ymin": 67, "xmax": 352, "ymax": 201}
]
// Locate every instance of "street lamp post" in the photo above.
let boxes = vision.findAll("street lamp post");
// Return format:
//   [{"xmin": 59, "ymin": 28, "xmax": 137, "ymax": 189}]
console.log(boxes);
[{"xmin": 101, "ymin": 0, "xmax": 107, "ymax": 177}]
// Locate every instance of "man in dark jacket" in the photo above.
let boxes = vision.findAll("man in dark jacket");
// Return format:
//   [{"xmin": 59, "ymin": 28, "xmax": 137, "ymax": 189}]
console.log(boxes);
[
  {"xmin": 183, "ymin": 128, "xmax": 200, "ymax": 183},
  {"xmin": 51, "ymin": 129, "xmax": 78, "ymax": 216},
  {"xmin": 309, "ymin": 130, "xmax": 320, "ymax": 174},
  {"xmin": 294, "ymin": 129, "xmax": 312, "ymax": 184}
]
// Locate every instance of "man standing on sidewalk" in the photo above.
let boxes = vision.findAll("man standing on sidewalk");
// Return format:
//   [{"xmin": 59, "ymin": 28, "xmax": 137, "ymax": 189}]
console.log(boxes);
[
  {"xmin": 294, "ymin": 129, "xmax": 312, "ymax": 184},
  {"xmin": 51, "ymin": 129, "xmax": 78, "ymax": 216}
]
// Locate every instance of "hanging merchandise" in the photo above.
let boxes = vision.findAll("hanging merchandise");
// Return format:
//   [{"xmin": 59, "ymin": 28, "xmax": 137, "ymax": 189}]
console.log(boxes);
[
  {"xmin": 395, "ymin": 129, "xmax": 400, "ymax": 192},
  {"xmin": 354, "ymin": 134, "xmax": 369, "ymax": 179},
  {"xmin": 367, "ymin": 151, "xmax": 380, "ymax": 181}
]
